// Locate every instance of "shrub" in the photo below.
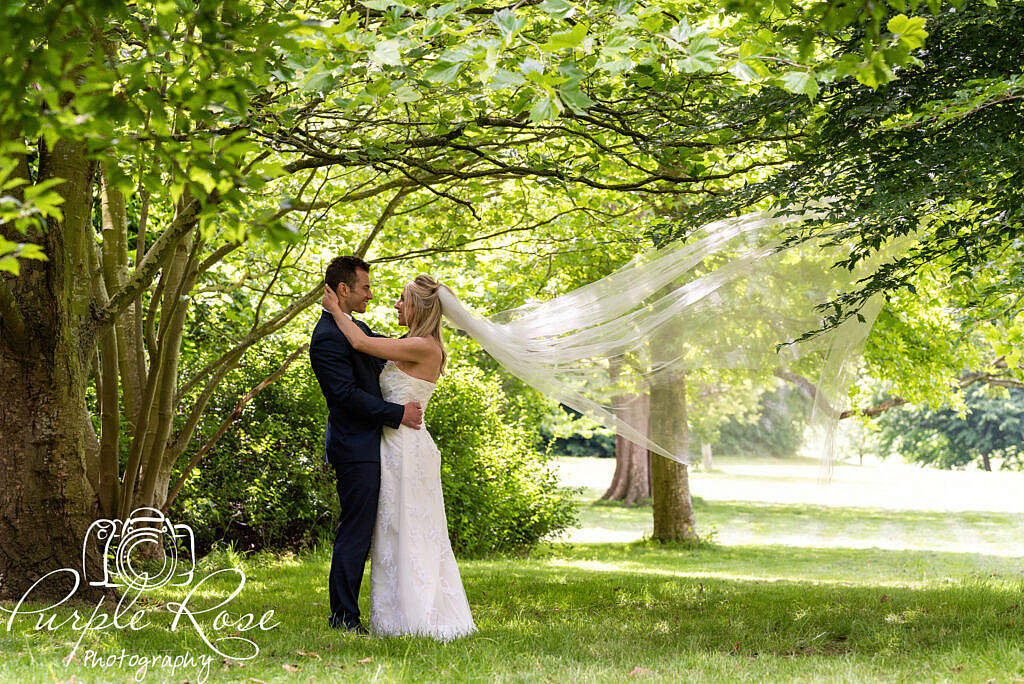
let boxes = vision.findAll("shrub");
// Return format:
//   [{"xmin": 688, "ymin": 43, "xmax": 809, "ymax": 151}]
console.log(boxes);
[
  {"xmin": 171, "ymin": 348, "xmax": 577, "ymax": 558},
  {"xmin": 427, "ymin": 365, "xmax": 579, "ymax": 556},
  {"xmin": 169, "ymin": 347, "xmax": 338, "ymax": 556}
]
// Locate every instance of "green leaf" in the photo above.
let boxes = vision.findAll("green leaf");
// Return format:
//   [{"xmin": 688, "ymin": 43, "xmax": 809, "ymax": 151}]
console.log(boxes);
[
  {"xmin": 371, "ymin": 39, "xmax": 403, "ymax": 67},
  {"xmin": 667, "ymin": 19, "xmax": 697, "ymax": 45},
  {"xmin": 678, "ymin": 34, "xmax": 720, "ymax": 73},
  {"xmin": 492, "ymin": 9, "xmax": 526, "ymax": 43},
  {"xmin": 18, "ymin": 243, "xmax": 46, "ymax": 261},
  {"xmin": 780, "ymin": 70, "xmax": 819, "ymax": 99},
  {"xmin": 887, "ymin": 14, "xmax": 928, "ymax": 50},
  {"xmin": 23, "ymin": 177, "xmax": 65, "ymax": 200},
  {"xmin": 539, "ymin": 0, "xmax": 575, "ymax": 20},
  {"xmin": 855, "ymin": 52, "xmax": 895, "ymax": 88},
  {"xmin": 542, "ymin": 23, "xmax": 588, "ymax": 52},
  {"xmin": 598, "ymin": 58, "xmax": 634, "ymax": 75},
  {"xmin": 422, "ymin": 20, "xmax": 444, "ymax": 38},
  {"xmin": 423, "ymin": 61, "xmax": 462, "ymax": 84},
  {"xmin": 529, "ymin": 94, "xmax": 564, "ymax": 122},
  {"xmin": 0, "ymin": 256, "xmax": 19, "ymax": 275},
  {"xmin": 189, "ymin": 167, "xmax": 218, "ymax": 194},
  {"xmin": 613, "ymin": 0, "xmax": 635, "ymax": 15},
  {"xmin": 520, "ymin": 58, "xmax": 545, "ymax": 76},
  {"xmin": 559, "ymin": 85, "xmax": 594, "ymax": 113},
  {"xmin": 728, "ymin": 59, "xmax": 762, "ymax": 83},
  {"xmin": 428, "ymin": 2, "xmax": 458, "ymax": 18},
  {"xmin": 301, "ymin": 69, "xmax": 334, "ymax": 92},
  {"xmin": 488, "ymin": 69, "xmax": 526, "ymax": 89},
  {"xmin": 394, "ymin": 84, "xmax": 422, "ymax": 102}
]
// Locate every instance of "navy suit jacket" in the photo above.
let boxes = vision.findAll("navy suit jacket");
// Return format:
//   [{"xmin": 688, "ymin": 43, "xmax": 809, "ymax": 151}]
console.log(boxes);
[{"xmin": 309, "ymin": 311, "xmax": 404, "ymax": 465}]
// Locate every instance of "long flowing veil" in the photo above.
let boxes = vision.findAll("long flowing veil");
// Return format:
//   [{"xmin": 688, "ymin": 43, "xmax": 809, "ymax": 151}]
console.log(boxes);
[{"xmin": 437, "ymin": 206, "xmax": 890, "ymax": 476}]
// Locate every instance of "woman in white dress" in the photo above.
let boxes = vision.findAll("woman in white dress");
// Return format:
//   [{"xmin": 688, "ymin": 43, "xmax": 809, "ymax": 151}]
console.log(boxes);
[{"xmin": 322, "ymin": 274, "xmax": 476, "ymax": 641}]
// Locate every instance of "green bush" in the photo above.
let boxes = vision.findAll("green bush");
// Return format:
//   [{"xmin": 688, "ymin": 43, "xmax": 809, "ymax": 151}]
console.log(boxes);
[
  {"xmin": 169, "ymin": 348, "xmax": 338, "ymax": 556},
  {"xmin": 427, "ymin": 366, "xmax": 579, "ymax": 556},
  {"xmin": 538, "ymin": 405, "xmax": 616, "ymax": 459},
  {"xmin": 171, "ymin": 347, "xmax": 578, "ymax": 558}
]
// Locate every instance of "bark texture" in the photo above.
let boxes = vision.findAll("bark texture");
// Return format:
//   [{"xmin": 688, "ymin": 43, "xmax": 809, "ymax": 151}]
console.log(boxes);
[
  {"xmin": 649, "ymin": 371, "xmax": 697, "ymax": 542},
  {"xmin": 601, "ymin": 393, "xmax": 651, "ymax": 505},
  {"xmin": 0, "ymin": 139, "xmax": 111, "ymax": 601}
]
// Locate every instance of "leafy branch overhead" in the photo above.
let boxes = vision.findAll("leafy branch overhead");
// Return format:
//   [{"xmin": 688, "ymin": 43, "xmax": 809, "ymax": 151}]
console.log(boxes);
[{"xmin": 1, "ymin": 0, "xmax": 946, "ymax": 259}]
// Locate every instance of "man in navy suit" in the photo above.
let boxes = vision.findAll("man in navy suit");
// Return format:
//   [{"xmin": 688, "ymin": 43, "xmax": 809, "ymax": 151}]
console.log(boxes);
[{"xmin": 309, "ymin": 255, "xmax": 423, "ymax": 633}]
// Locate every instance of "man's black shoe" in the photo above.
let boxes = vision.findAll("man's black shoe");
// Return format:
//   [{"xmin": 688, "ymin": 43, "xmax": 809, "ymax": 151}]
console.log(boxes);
[{"xmin": 328, "ymin": 616, "xmax": 368, "ymax": 634}]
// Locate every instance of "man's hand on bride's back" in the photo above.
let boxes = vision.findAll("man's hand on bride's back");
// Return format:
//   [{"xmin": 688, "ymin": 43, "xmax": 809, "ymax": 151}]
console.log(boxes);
[{"xmin": 402, "ymin": 402, "xmax": 423, "ymax": 429}]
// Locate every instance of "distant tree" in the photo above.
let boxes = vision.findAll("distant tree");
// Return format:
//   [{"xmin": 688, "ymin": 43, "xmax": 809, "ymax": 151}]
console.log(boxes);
[{"xmin": 876, "ymin": 385, "xmax": 1024, "ymax": 471}]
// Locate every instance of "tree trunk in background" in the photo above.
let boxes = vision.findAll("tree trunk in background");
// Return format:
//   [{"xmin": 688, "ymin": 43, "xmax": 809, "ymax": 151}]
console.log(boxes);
[
  {"xmin": 701, "ymin": 442, "xmax": 712, "ymax": 471},
  {"xmin": 649, "ymin": 371, "xmax": 697, "ymax": 542},
  {"xmin": 0, "ymin": 140, "xmax": 111, "ymax": 602},
  {"xmin": 601, "ymin": 393, "xmax": 651, "ymax": 505}
]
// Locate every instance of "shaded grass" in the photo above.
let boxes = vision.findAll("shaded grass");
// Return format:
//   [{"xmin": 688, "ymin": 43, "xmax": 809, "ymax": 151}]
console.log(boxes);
[
  {"xmin": 4, "ymin": 459, "xmax": 1024, "ymax": 682},
  {"xmin": 2, "ymin": 526, "xmax": 1024, "ymax": 682}
]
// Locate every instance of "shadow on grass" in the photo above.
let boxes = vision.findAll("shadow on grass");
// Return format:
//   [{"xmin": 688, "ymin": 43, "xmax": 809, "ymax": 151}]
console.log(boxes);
[
  {"xmin": 464, "ymin": 543, "xmax": 1024, "ymax": 659},
  {"xmin": 3, "ymin": 542, "xmax": 1023, "ymax": 681}
]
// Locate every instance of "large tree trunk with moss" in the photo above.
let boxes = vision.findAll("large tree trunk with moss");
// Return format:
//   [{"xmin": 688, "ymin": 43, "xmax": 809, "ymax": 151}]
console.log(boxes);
[
  {"xmin": 602, "ymin": 392, "xmax": 651, "ymax": 505},
  {"xmin": 649, "ymin": 370, "xmax": 697, "ymax": 542},
  {"xmin": 0, "ymin": 141, "xmax": 110, "ymax": 602}
]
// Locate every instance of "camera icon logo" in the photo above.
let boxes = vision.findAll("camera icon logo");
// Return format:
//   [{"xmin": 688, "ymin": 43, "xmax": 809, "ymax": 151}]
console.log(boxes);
[{"xmin": 82, "ymin": 507, "xmax": 196, "ymax": 591}]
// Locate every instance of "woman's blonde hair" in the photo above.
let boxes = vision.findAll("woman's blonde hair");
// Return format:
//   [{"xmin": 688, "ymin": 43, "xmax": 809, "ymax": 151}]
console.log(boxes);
[{"xmin": 404, "ymin": 274, "xmax": 447, "ymax": 374}]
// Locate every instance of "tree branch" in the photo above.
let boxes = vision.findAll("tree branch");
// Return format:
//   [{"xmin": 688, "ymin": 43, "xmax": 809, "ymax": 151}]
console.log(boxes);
[
  {"xmin": 355, "ymin": 187, "xmax": 415, "ymax": 257},
  {"xmin": 92, "ymin": 197, "xmax": 200, "ymax": 330},
  {"xmin": 162, "ymin": 343, "xmax": 309, "ymax": 514},
  {"xmin": 838, "ymin": 365, "xmax": 1018, "ymax": 419}
]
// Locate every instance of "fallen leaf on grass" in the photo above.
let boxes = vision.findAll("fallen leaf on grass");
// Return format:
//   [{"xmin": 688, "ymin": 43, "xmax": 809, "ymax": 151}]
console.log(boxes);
[
  {"xmin": 628, "ymin": 667, "xmax": 651, "ymax": 677},
  {"xmin": 296, "ymin": 650, "xmax": 322, "ymax": 660},
  {"xmin": 358, "ymin": 657, "xmax": 373, "ymax": 664},
  {"xmin": 282, "ymin": 663, "xmax": 300, "ymax": 672}
]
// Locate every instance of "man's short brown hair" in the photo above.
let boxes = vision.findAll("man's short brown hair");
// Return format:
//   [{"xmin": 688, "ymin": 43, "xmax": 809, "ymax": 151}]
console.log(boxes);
[{"xmin": 325, "ymin": 255, "xmax": 370, "ymax": 291}]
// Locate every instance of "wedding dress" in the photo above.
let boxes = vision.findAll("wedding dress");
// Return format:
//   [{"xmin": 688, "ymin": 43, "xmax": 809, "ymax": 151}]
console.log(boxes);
[{"xmin": 369, "ymin": 360, "xmax": 476, "ymax": 640}]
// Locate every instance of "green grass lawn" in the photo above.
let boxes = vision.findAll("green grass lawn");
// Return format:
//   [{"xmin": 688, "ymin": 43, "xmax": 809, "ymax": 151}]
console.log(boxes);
[{"xmin": 3, "ymin": 457, "xmax": 1024, "ymax": 682}]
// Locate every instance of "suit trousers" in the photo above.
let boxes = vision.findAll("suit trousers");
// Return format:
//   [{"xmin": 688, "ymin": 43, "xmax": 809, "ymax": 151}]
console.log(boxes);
[{"xmin": 329, "ymin": 460, "xmax": 381, "ymax": 627}]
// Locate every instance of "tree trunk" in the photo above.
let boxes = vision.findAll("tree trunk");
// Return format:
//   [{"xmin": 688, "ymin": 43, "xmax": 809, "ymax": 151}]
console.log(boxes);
[
  {"xmin": 649, "ymin": 371, "xmax": 697, "ymax": 542},
  {"xmin": 701, "ymin": 441, "xmax": 712, "ymax": 471},
  {"xmin": 602, "ymin": 393, "xmax": 651, "ymax": 505},
  {"xmin": 0, "ymin": 139, "xmax": 111, "ymax": 602},
  {"xmin": 0, "ymin": 355, "xmax": 112, "ymax": 601},
  {"xmin": 981, "ymin": 452, "xmax": 992, "ymax": 471}
]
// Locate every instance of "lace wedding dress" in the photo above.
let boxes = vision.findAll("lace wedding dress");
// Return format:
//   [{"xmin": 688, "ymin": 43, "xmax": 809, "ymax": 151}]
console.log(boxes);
[{"xmin": 369, "ymin": 360, "xmax": 476, "ymax": 640}]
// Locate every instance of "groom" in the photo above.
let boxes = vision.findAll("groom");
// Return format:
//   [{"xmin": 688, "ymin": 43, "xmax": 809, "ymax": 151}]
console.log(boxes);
[{"xmin": 309, "ymin": 255, "xmax": 423, "ymax": 633}]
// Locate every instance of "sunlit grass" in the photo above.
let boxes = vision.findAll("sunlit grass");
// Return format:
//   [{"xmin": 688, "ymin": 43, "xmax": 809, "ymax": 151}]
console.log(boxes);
[{"xmin": 2, "ymin": 456, "xmax": 1024, "ymax": 682}]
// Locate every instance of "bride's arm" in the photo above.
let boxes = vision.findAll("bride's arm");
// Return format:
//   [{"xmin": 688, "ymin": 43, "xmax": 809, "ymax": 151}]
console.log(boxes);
[{"xmin": 322, "ymin": 285, "xmax": 436, "ymax": 363}]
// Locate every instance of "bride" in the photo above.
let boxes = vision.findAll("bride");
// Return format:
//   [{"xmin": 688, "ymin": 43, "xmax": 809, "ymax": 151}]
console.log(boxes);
[{"xmin": 321, "ymin": 274, "xmax": 476, "ymax": 641}]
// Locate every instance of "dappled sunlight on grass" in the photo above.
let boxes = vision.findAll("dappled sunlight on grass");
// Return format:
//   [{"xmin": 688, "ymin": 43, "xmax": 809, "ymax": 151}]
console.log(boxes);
[
  {"xmin": 553, "ymin": 457, "xmax": 1024, "ymax": 557},
  {"xmin": 4, "ymin": 456, "xmax": 1024, "ymax": 681},
  {"xmin": 4, "ymin": 539, "xmax": 1024, "ymax": 682},
  {"xmin": 554, "ymin": 455, "xmax": 1024, "ymax": 514}
]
